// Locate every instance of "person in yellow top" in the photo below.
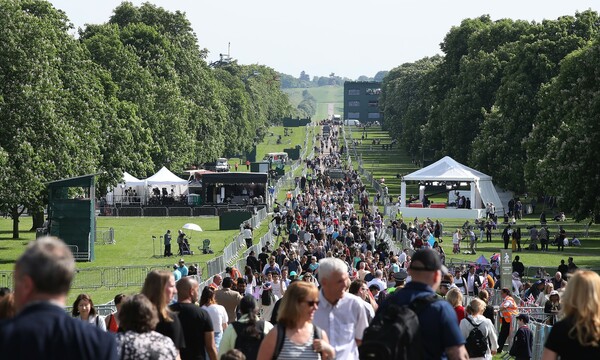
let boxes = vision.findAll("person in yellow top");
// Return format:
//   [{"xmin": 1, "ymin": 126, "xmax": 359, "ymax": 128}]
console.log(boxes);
[{"xmin": 497, "ymin": 287, "xmax": 519, "ymax": 354}]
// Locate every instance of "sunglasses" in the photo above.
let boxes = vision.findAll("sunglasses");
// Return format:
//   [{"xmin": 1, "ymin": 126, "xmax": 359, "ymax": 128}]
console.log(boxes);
[{"xmin": 304, "ymin": 300, "xmax": 320, "ymax": 307}]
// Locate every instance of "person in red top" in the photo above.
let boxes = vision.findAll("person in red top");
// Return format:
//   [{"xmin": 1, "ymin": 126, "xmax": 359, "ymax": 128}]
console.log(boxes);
[
  {"xmin": 446, "ymin": 287, "xmax": 466, "ymax": 324},
  {"xmin": 209, "ymin": 274, "xmax": 223, "ymax": 290},
  {"xmin": 105, "ymin": 293, "xmax": 126, "ymax": 333}
]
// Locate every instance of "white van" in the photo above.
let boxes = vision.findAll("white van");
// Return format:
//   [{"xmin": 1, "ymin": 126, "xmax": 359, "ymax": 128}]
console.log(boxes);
[
  {"xmin": 344, "ymin": 119, "xmax": 360, "ymax": 126},
  {"xmin": 263, "ymin": 152, "xmax": 288, "ymax": 165}
]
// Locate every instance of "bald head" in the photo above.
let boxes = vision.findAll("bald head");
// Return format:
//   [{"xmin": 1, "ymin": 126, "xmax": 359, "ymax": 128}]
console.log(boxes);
[{"xmin": 176, "ymin": 277, "xmax": 198, "ymax": 302}]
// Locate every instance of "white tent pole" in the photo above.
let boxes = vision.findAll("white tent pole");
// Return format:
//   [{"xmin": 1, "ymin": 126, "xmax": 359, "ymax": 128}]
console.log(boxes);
[
  {"xmin": 470, "ymin": 182, "xmax": 476, "ymax": 209},
  {"xmin": 401, "ymin": 181, "xmax": 406, "ymax": 207}
]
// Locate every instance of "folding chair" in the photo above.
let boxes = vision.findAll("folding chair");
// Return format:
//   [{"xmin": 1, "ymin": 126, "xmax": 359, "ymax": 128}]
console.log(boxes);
[{"xmin": 199, "ymin": 239, "xmax": 213, "ymax": 254}]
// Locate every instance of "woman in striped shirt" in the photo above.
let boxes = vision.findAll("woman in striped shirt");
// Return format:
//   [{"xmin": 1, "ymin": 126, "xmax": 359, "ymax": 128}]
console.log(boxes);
[{"xmin": 256, "ymin": 281, "xmax": 334, "ymax": 360}]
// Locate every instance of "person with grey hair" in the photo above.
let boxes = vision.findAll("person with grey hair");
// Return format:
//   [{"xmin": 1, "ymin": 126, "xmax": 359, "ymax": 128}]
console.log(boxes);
[
  {"xmin": 313, "ymin": 257, "xmax": 368, "ymax": 359},
  {"xmin": 0, "ymin": 236, "xmax": 117, "ymax": 359},
  {"xmin": 366, "ymin": 269, "xmax": 387, "ymax": 291}
]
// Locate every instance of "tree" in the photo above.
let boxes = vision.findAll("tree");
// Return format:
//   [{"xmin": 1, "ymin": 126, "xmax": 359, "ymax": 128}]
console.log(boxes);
[
  {"xmin": 299, "ymin": 70, "xmax": 310, "ymax": 82},
  {"xmin": 0, "ymin": 0, "xmax": 107, "ymax": 238},
  {"xmin": 525, "ymin": 39, "xmax": 600, "ymax": 221}
]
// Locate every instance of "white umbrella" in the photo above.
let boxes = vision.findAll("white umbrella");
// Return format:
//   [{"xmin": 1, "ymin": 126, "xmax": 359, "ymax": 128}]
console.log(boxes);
[{"xmin": 182, "ymin": 223, "xmax": 202, "ymax": 232}]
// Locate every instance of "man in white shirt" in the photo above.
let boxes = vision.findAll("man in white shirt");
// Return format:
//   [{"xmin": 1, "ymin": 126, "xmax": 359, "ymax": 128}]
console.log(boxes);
[
  {"xmin": 314, "ymin": 258, "xmax": 368, "ymax": 360},
  {"xmin": 366, "ymin": 269, "xmax": 387, "ymax": 291}
]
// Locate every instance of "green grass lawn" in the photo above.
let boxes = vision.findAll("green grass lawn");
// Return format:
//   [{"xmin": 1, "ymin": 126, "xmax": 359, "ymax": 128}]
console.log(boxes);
[
  {"xmin": 0, "ymin": 216, "xmax": 244, "ymax": 303},
  {"xmin": 256, "ymin": 125, "xmax": 308, "ymax": 160}
]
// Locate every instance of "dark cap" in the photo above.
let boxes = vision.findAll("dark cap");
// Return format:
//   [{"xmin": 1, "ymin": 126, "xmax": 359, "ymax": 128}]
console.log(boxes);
[
  {"xmin": 410, "ymin": 249, "xmax": 448, "ymax": 274},
  {"xmin": 393, "ymin": 268, "xmax": 408, "ymax": 282},
  {"xmin": 516, "ymin": 313, "xmax": 530, "ymax": 323}
]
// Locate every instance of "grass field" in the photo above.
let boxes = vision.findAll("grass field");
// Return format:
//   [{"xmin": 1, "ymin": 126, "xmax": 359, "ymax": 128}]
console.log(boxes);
[
  {"xmin": 0, "ymin": 216, "xmax": 251, "ymax": 303},
  {"xmin": 284, "ymin": 85, "xmax": 343, "ymax": 120}
]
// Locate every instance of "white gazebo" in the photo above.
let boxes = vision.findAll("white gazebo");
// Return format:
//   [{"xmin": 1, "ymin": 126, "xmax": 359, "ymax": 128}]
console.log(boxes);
[
  {"xmin": 145, "ymin": 166, "xmax": 189, "ymax": 200},
  {"xmin": 399, "ymin": 156, "xmax": 504, "ymax": 219}
]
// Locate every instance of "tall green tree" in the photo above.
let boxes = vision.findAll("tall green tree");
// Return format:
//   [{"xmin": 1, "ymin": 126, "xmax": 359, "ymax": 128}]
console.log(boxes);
[
  {"xmin": 525, "ymin": 40, "xmax": 600, "ymax": 221},
  {"xmin": 472, "ymin": 11, "xmax": 600, "ymax": 191},
  {"xmin": 0, "ymin": 0, "xmax": 107, "ymax": 238}
]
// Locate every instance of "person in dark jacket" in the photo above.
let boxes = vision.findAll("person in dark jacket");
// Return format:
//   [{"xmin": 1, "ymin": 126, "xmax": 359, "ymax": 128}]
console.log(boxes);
[
  {"xmin": 510, "ymin": 314, "xmax": 533, "ymax": 360},
  {"xmin": 0, "ymin": 237, "xmax": 117, "ymax": 360}
]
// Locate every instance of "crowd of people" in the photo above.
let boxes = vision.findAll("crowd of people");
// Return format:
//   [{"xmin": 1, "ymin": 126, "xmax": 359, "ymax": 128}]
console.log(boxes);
[{"xmin": 0, "ymin": 123, "xmax": 599, "ymax": 360}]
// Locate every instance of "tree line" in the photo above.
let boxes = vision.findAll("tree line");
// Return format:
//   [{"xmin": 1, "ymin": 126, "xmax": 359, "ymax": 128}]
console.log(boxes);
[
  {"xmin": 379, "ymin": 11, "xmax": 600, "ymax": 221},
  {"xmin": 0, "ymin": 1, "xmax": 292, "ymax": 237}
]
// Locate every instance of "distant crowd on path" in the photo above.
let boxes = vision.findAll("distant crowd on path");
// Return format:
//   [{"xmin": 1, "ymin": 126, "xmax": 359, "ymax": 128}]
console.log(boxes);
[{"xmin": 1, "ymin": 123, "xmax": 600, "ymax": 360}]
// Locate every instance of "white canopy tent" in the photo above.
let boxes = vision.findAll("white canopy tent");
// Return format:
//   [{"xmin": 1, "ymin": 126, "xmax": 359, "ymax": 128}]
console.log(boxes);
[
  {"xmin": 107, "ymin": 172, "xmax": 146, "ymax": 205},
  {"xmin": 145, "ymin": 166, "xmax": 189, "ymax": 200},
  {"xmin": 400, "ymin": 156, "xmax": 504, "ymax": 216},
  {"xmin": 146, "ymin": 167, "xmax": 189, "ymax": 186}
]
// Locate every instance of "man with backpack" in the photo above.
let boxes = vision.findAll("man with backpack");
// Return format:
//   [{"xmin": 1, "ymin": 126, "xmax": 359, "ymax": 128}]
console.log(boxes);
[
  {"xmin": 360, "ymin": 249, "xmax": 468, "ymax": 360},
  {"xmin": 459, "ymin": 298, "xmax": 498, "ymax": 359}
]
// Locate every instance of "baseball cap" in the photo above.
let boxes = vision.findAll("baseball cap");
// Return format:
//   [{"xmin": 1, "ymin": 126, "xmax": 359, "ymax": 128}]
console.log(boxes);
[
  {"xmin": 393, "ymin": 269, "xmax": 408, "ymax": 282},
  {"xmin": 289, "ymin": 271, "xmax": 297, "ymax": 276},
  {"xmin": 410, "ymin": 249, "xmax": 448, "ymax": 274},
  {"xmin": 179, "ymin": 258, "xmax": 185, "ymax": 264},
  {"xmin": 549, "ymin": 290, "xmax": 559, "ymax": 296},
  {"xmin": 516, "ymin": 313, "xmax": 530, "ymax": 323}
]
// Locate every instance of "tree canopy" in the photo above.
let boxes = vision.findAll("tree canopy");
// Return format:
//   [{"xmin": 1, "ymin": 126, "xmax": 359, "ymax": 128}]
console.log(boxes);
[
  {"xmin": 381, "ymin": 10, "xmax": 600, "ymax": 220},
  {"xmin": 0, "ymin": 0, "xmax": 293, "ymax": 237}
]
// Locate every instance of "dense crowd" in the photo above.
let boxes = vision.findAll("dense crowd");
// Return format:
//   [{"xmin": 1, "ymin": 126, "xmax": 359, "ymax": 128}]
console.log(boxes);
[{"xmin": 0, "ymin": 124, "xmax": 599, "ymax": 360}]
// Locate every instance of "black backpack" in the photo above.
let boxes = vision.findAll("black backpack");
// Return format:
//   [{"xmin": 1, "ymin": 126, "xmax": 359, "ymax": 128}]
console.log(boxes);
[
  {"xmin": 232, "ymin": 320, "xmax": 265, "ymax": 360},
  {"xmin": 464, "ymin": 317, "xmax": 488, "ymax": 358},
  {"xmin": 359, "ymin": 295, "xmax": 438, "ymax": 360}
]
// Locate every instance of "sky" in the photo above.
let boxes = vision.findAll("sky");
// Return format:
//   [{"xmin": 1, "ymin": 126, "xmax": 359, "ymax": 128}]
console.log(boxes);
[{"xmin": 49, "ymin": 0, "xmax": 598, "ymax": 79}]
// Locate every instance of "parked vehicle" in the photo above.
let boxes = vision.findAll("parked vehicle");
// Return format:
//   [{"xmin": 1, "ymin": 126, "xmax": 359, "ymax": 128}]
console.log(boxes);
[
  {"xmin": 204, "ymin": 158, "xmax": 230, "ymax": 172},
  {"xmin": 344, "ymin": 119, "xmax": 361, "ymax": 126}
]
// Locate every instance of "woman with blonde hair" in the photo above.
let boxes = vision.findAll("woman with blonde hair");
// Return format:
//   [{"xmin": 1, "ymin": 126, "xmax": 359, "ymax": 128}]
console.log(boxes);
[
  {"xmin": 446, "ymin": 287, "xmax": 465, "ymax": 324},
  {"xmin": 257, "ymin": 281, "xmax": 334, "ymax": 360},
  {"xmin": 459, "ymin": 298, "xmax": 498, "ymax": 359},
  {"xmin": 141, "ymin": 270, "xmax": 185, "ymax": 352},
  {"xmin": 542, "ymin": 270, "xmax": 600, "ymax": 359}
]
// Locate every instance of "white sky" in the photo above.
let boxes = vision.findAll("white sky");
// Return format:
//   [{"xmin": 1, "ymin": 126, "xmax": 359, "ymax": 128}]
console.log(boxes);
[{"xmin": 49, "ymin": 0, "xmax": 598, "ymax": 79}]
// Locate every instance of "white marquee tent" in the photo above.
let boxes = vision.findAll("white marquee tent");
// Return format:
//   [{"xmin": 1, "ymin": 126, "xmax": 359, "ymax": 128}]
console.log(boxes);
[
  {"xmin": 145, "ymin": 166, "xmax": 189, "ymax": 186},
  {"xmin": 145, "ymin": 166, "xmax": 189, "ymax": 200},
  {"xmin": 107, "ymin": 172, "xmax": 146, "ymax": 205},
  {"xmin": 400, "ymin": 156, "xmax": 504, "ymax": 214},
  {"xmin": 122, "ymin": 172, "xmax": 145, "ymax": 186}
]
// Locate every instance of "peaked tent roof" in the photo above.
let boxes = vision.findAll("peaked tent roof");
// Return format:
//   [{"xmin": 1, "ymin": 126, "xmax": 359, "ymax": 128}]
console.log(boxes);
[
  {"xmin": 403, "ymin": 156, "xmax": 492, "ymax": 182},
  {"xmin": 145, "ymin": 167, "xmax": 188, "ymax": 186},
  {"xmin": 121, "ymin": 172, "xmax": 145, "ymax": 186}
]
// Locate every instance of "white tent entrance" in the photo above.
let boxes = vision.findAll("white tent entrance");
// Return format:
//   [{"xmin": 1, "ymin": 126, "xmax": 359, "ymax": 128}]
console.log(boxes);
[{"xmin": 399, "ymin": 156, "xmax": 504, "ymax": 219}]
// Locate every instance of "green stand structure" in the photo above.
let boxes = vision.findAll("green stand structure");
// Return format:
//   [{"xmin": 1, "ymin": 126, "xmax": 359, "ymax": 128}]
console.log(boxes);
[{"xmin": 47, "ymin": 174, "xmax": 97, "ymax": 261}]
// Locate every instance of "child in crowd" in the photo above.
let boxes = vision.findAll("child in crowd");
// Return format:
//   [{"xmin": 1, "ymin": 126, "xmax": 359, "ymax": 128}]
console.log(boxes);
[{"xmin": 509, "ymin": 313, "xmax": 533, "ymax": 360}]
